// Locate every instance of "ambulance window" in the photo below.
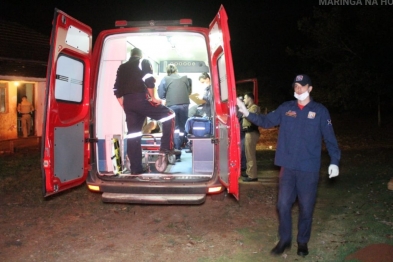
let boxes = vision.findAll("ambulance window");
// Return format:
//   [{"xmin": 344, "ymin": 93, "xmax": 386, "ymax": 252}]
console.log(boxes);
[
  {"xmin": 217, "ymin": 54, "xmax": 228, "ymax": 101},
  {"xmin": 54, "ymin": 55, "xmax": 84, "ymax": 103},
  {"xmin": 151, "ymin": 60, "xmax": 159, "ymax": 75}
]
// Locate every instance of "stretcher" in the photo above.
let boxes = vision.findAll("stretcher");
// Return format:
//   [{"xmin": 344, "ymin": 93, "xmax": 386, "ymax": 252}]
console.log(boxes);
[
  {"xmin": 108, "ymin": 133, "xmax": 176, "ymax": 174},
  {"xmin": 141, "ymin": 133, "xmax": 176, "ymax": 172},
  {"xmin": 111, "ymin": 138, "xmax": 123, "ymax": 175}
]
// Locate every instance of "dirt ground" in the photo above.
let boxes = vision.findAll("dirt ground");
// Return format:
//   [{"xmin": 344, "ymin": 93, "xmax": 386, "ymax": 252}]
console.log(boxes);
[
  {"xmin": 1, "ymin": 113, "xmax": 393, "ymax": 261},
  {"xmin": 1, "ymin": 148, "xmax": 281, "ymax": 262}
]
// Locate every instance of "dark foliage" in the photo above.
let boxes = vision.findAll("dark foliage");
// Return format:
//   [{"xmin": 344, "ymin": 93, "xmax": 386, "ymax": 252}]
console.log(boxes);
[{"xmin": 287, "ymin": 6, "xmax": 393, "ymax": 114}]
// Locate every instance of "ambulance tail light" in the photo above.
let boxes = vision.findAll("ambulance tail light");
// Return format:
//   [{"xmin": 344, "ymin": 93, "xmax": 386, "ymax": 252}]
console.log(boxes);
[
  {"xmin": 88, "ymin": 185, "xmax": 100, "ymax": 192},
  {"xmin": 115, "ymin": 20, "xmax": 127, "ymax": 27},
  {"xmin": 208, "ymin": 186, "xmax": 223, "ymax": 194},
  {"xmin": 179, "ymin": 19, "xmax": 192, "ymax": 25},
  {"xmin": 115, "ymin": 19, "xmax": 192, "ymax": 28}
]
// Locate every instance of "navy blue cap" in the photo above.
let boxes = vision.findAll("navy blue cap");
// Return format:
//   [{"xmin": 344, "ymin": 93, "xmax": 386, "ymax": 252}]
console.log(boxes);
[{"xmin": 292, "ymin": 74, "xmax": 312, "ymax": 86}]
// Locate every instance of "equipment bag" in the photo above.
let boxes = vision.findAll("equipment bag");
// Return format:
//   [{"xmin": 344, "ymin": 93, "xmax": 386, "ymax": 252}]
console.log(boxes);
[{"xmin": 185, "ymin": 117, "xmax": 212, "ymax": 138}]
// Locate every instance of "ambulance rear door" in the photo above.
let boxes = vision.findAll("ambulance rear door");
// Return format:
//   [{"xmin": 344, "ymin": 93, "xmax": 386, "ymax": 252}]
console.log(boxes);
[
  {"xmin": 209, "ymin": 6, "xmax": 240, "ymax": 200},
  {"xmin": 236, "ymin": 78, "xmax": 259, "ymax": 105},
  {"xmin": 41, "ymin": 9, "xmax": 92, "ymax": 197}
]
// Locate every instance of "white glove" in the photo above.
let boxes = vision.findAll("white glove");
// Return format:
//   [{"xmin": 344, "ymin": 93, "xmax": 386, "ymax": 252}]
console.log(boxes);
[
  {"xmin": 237, "ymin": 98, "xmax": 249, "ymax": 117},
  {"xmin": 328, "ymin": 164, "xmax": 339, "ymax": 178}
]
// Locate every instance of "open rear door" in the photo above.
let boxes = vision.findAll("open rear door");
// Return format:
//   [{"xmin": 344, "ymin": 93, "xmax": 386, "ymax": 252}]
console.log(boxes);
[
  {"xmin": 236, "ymin": 78, "xmax": 259, "ymax": 105},
  {"xmin": 209, "ymin": 6, "xmax": 240, "ymax": 200},
  {"xmin": 41, "ymin": 9, "xmax": 92, "ymax": 197}
]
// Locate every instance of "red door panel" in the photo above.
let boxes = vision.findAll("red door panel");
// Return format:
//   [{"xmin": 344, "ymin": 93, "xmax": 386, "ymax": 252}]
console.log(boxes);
[
  {"xmin": 41, "ymin": 9, "xmax": 92, "ymax": 196},
  {"xmin": 209, "ymin": 6, "xmax": 240, "ymax": 200}
]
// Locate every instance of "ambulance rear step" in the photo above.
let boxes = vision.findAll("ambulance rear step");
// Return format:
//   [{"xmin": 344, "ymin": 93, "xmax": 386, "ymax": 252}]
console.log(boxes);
[{"xmin": 102, "ymin": 193, "xmax": 206, "ymax": 204}]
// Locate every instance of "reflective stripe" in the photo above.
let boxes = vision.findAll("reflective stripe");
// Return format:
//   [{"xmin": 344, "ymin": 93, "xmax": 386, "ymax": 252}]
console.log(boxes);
[
  {"xmin": 125, "ymin": 131, "xmax": 143, "ymax": 139},
  {"xmin": 193, "ymin": 127, "xmax": 206, "ymax": 130},
  {"xmin": 142, "ymin": 73, "xmax": 154, "ymax": 81},
  {"xmin": 138, "ymin": 59, "xmax": 153, "ymax": 82},
  {"xmin": 174, "ymin": 130, "xmax": 185, "ymax": 136},
  {"xmin": 158, "ymin": 113, "xmax": 175, "ymax": 123}
]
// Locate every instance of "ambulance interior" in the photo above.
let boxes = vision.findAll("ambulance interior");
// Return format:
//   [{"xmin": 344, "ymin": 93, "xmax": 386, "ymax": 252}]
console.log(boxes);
[{"xmin": 94, "ymin": 31, "xmax": 215, "ymax": 181}]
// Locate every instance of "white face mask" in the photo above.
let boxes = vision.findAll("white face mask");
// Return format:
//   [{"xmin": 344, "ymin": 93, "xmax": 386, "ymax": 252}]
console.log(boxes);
[{"xmin": 294, "ymin": 91, "xmax": 309, "ymax": 101}]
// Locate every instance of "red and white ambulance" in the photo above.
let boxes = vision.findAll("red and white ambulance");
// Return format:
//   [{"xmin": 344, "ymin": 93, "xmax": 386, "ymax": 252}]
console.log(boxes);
[{"xmin": 41, "ymin": 5, "xmax": 257, "ymax": 204}]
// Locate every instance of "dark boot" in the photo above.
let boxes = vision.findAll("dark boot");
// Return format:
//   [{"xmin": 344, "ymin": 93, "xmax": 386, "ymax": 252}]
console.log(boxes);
[
  {"xmin": 270, "ymin": 241, "xmax": 291, "ymax": 256},
  {"xmin": 297, "ymin": 242, "xmax": 309, "ymax": 257}
]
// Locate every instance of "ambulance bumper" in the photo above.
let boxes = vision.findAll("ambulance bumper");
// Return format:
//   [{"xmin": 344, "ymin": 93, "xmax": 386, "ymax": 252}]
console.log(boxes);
[{"xmin": 102, "ymin": 192, "xmax": 206, "ymax": 204}]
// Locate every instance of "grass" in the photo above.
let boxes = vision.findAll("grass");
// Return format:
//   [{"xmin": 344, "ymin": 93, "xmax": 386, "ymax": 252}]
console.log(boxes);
[
  {"xmin": 212, "ymin": 113, "xmax": 393, "ymax": 261},
  {"xmin": 199, "ymin": 146, "xmax": 393, "ymax": 262},
  {"xmin": 0, "ymin": 148, "xmax": 41, "ymax": 192},
  {"xmin": 320, "ymin": 168, "xmax": 393, "ymax": 261}
]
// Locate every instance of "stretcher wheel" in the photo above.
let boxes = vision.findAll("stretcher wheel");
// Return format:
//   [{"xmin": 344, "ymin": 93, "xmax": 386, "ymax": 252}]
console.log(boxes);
[
  {"xmin": 168, "ymin": 154, "xmax": 176, "ymax": 165},
  {"xmin": 155, "ymin": 155, "xmax": 168, "ymax": 173}
]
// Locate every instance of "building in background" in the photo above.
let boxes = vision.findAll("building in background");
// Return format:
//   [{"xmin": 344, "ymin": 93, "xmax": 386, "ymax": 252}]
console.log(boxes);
[{"xmin": 0, "ymin": 19, "xmax": 49, "ymax": 140}]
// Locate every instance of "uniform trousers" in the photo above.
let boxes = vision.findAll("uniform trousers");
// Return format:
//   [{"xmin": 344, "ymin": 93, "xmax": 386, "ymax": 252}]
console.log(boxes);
[
  {"xmin": 168, "ymin": 103, "xmax": 188, "ymax": 150},
  {"xmin": 21, "ymin": 114, "xmax": 32, "ymax": 137},
  {"xmin": 277, "ymin": 167, "xmax": 319, "ymax": 244},
  {"xmin": 245, "ymin": 131, "xmax": 259, "ymax": 179},
  {"xmin": 123, "ymin": 93, "xmax": 175, "ymax": 173}
]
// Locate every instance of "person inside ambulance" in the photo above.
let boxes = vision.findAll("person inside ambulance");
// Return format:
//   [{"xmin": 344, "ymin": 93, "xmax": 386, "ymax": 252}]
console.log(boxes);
[
  {"xmin": 157, "ymin": 64, "xmax": 191, "ymax": 161},
  {"xmin": 188, "ymin": 72, "xmax": 212, "ymax": 118},
  {"xmin": 198, "ymin": 72, "xmax": 212, "ymax": 118},
  {"xmin": 113, "ymin": 47, "xmax": 180, "ymax": 175}
]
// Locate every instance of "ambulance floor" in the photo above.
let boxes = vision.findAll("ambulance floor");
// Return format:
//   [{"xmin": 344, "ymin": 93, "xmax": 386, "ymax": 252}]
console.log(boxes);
[{"xmin": 166, "ymin": 149, "xmax": 192, "ymax": 174}]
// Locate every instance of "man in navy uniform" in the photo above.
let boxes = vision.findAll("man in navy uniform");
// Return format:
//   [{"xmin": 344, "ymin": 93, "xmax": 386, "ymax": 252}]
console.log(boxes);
[
  {"xmin": 113, "ymin": 48, "xmax": 179, "ymax": 174},
  {"xmin": 237, "ymin": 74, "xmax": 340, "ymax": 257}
]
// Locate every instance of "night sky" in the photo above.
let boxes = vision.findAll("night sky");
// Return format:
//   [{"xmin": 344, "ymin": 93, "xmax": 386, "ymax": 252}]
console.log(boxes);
[
  {"xmin": 2, "ymin": 0, "xmax": 315, "ymax": 76},
  {"xmin": 3, "ymin": 0, "xmax": 392, "ymax": 109}
]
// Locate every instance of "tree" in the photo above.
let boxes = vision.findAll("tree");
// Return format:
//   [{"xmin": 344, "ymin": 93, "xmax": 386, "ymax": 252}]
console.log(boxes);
[{"xmin": 287, "ymin": 6, "xmax": 393, "ymax": 125}]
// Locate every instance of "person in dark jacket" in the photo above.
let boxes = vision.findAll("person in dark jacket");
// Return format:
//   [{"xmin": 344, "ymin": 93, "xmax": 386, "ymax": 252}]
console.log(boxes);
[
  {"xmin": 237, "ymin": 74, "xmax": 341, "ymax": 257},
  {"xmin": 158, "ymin": 64, "xmax": 191, "ymax": 159},
  {"xmin": 113, "ymin": 48, "xmax": 179, "ymax": 174},
  {"xmin": 198, "ymin": 72, "xmax": 212, "ymax": 118}
]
